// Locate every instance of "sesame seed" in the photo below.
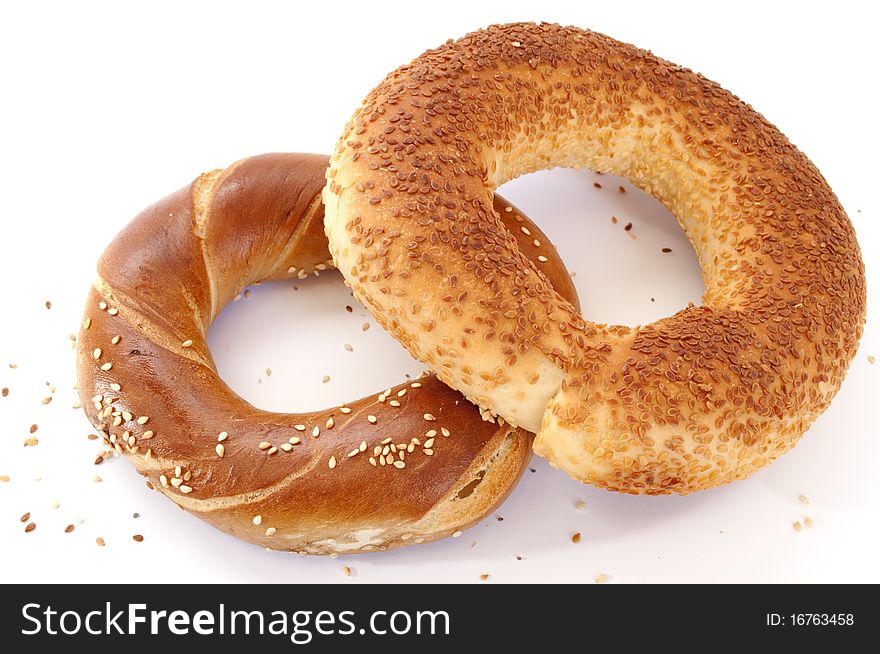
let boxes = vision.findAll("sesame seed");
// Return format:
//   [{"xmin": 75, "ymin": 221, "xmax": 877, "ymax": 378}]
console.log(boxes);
[
  {"xmin": 479, "ymin": 574, "xmax": 490, "ymax": 581},
  {"xmin": 348, "ymin": 448, "xmax": 359, "ymax": 458},
  {"xmin": 869, "ymin": 355, "xmax": 876, "ymax": 364},
  {"xmin": 325, "ymin": 416, "xmax": 334, "ymax": 429},
  {"xmin": 571, "ymin": 532, "xmax": 582, "ymax": 543},
  {"xmin": 537, "ymin": 255, "xmax": 548, "ymax": 262},
  {"xmin": 136, "ymin": 416, "xmax": 149, "ymax": 426},
  {"xmin": 574, "ymin": 500, "xmax": 587, "ymax": 511},
  {"xmin": 1, "ymin": 388, "xmax": 7, "ymax": 397},
  {"xmin": 423, "ymin": 413, "xmax": 436, "ymax": 421},
  {"xmin": 96, "ymin": 537, "xmax": 105, "ymax": 546},
  {"xmin": 798, "ymin": 494, "xmax": 810, "ymax": 505},
  {"xmin": 520, "ymin": 226, "xmax": 530, "ymax": 236},
  {"xmin": 389, "ymin": 400, "xmax": 401, "ymax": 407},
  {"xmin": 107, "ymin": 307, "xmax": 118, "ymax": 316},
  {"xmin": 359, "ymin": 441, "xmax": 367, "ymax": 452},
  {"xmin": 216, "ymin": 443, "xmax": 225, "ymax": 457},
  {"xmin": 280, "ymin": 443, "xmax": 293, "ymax": 452},
  {"xmin": 294, "ymin": 424, "xmax": 305, "ymax": 431},
  {"xmin": 111, "ymin": 335, "xmax": 121, "ymax": 344},
  {"xmin": 329, "ymin": 456, "xmax": 337, "ymax": 469},
  {"xmin": 258, "ymin": 441, "xmax": 271, "ymax": 450},
  {"xmin": 179, "ymin": 485, "xmax": 192, "ymax": 494},
  {"xmin": 98, "ymin": 301, "xmax": 107, "ymax": 310},
  {"xmin": 266, "ymin": 447, "xmax": 278, "ymax": 455},
  {"xmin": 361, "ymin": 322, "xmax": 370, "ymax": 331},
  {"xmin": 322, "ymin": 375, "xmax": 330, "ymax": 383},
  {"xmin": 181, "ymin": 339, "xmax": 193, "ymax": 348},
  {"xmin": 393, "ymin": 460, "xmax": 405, "ymax": 469},
  {"xmin": 288, "ymin": 436, "xmax": 301, "ymax": 445},
  {"xmin": 132, "ymin": 534, "xmax": 144, "ymax": 542},
  {"xmin": 804, "ymin": 516, "xmax": 814, "ymax": 528},
  {"xmin": 424, "ymin": 438, "xmax": 435, "ymax": 448},
  {"xmin": 265, "ymin": 527, "xmax": 277, "ymax": 536},
  {"xmin": 452, "ymin": 530, "xmax": 462, "ymax": 538},
  {"xmin": 218, "ymin": 431, "xmax": 228, "ymax": 442},
  {"xmin": 595, "ymin": 573, "xmax": 611, "ymax": 584},
  {"xmin": 340, "ymin": 406, "xmax": 352, "ymax": 414},
  {"xmin": 423, "ymin": 449, "xmax": 433, "ymax": 456},
  {"xmin": 441, "ymin": 428, "xmax": 450, "ymax": 437},
  {"xmin": 93, "ymin": 348, "xmax": 102, "ymax": 359},
  {"xmin": 83, "ymin": 317, "xmax": 91, "ymax": 329},
  {"xmin": 64, "ymin": 524, "xmax": 75, "ymax": 533},
  {"xmin": 368, "ymin": 415, "xmax": 377, "ymax": 424},
  {"xmin": 343, "ymin": 566, "xmax": 352, "ymax": 577},
  {"xmin": 25, "ymin": 522, "xmax": 36, "ymax": 533},
  {"xmin": 312, "ymin": 426, "xmax": 320, "ymax": 437},
  {"xmin": 20, "ymin": 512, "xmax": 30, "ymax": 522},
  {"xmin": 0, "ymin": 475, "xmax": 8, "ymax": 482},
  {"xmin": 411, "ymin": 382, "xmax": 422, "ymax": 388},
  {"xmin": 344, "ymin": 344, "xmax": 353, "ymax": 352},
  {"xmin": 369, "ymin": 457, "xmax": 377, "ymax": 466},
  {"xmin": 253, "ymin": 515, "xmax": 263, "ymax": 525},
  {"xmin": 793, "ymin": 521, "xmax": 802, "ymax": 532}
]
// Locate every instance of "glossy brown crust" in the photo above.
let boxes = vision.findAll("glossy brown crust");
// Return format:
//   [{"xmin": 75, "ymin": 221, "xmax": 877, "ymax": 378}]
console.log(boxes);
[
  {"xmin": 76, "ymin": 153, "xmax": 577, "ymax": 553},
  {"xmin": 324, "ymin": 23, "xmax": 866, "ymax": 494}
]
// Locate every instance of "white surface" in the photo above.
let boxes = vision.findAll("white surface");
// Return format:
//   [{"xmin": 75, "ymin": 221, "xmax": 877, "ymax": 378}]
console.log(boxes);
[{"xmin": 0, "ymin": 1, "xmax": 877, "ymax": 583}]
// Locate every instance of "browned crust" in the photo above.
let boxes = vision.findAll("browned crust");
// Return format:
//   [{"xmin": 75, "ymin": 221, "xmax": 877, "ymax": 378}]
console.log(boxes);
[
  {"xmin": 76, "ymin": 152, "xmax": 578, "ymax": 553},
  {"xmin": 324, "ymin": 23, "xmax": 866, "ymax": 494}
]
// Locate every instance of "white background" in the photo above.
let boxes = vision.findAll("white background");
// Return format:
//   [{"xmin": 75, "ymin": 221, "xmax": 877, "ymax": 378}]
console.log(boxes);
[{"xmin": 0, "ymin": 1, "xmax": 877, "ymax": 583}]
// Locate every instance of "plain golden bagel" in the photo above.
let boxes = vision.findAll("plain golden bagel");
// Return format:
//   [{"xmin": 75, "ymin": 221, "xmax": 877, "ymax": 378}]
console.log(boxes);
[
  {"xmin": 324, "ymin": 23, "xmax": 866, "ymax": 494},
  {"xmin": 76, "ymin": 153, "xmax": 578, "ymax": 553}
]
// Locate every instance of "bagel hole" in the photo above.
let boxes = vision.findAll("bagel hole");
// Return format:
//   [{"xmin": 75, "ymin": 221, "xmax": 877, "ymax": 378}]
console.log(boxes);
[
  {"xmin": 497, "ymin": 168, "xmax": 705, "ymax": 326},
  {"xmin": 207, "ymin": 270, "xmax": 427, "ymax": 413}
]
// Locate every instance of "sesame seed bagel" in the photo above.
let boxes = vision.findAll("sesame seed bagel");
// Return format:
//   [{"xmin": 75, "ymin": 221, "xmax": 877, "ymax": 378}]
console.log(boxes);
[
  {"xmin": 324, "ymin": 23, "xmax": 867, "ymax": 494},
  {"xmin": 76, "ymin": 152, "xmax": 578, "ymax": 553}
]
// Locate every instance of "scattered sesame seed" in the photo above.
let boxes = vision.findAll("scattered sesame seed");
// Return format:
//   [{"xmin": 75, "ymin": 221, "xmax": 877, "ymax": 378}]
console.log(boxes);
[
  {"xmin": 107, "ymin": 308, "xmax": 118, "ymax": 316},
  {"xmin": 618, "ymin": 185, "xmax": 626, "ymax": 193},
  {"xmin": 215, "ymin": 443, "xmax": 225, "ymax": 458},
  {"xmin": 98, "ymin": 301, "xmax": 107, "ymax": 311},
  {"xmin": 595, "ymin": 573, "xmax": 611, "ymax": 584},
  {"xmin": 479, "ymin": 574, "xmax": 490, "ymax": 582},
  {"xmin": 340, "ymin": 406, "xmax": 351, "ymax": 414},
  {"xmin": 361, "ymin": 322, "xmax": 370, "ymax": 331},
  {"xmin": 45, "ymin": 300, "xmax": 52, "ymax": 309},
  {"xmin": 868, "ymin": 355, "xmax": 876, "ymax": 364},
  {"xmin": 265, "ymin": 527, "xmax": 277, "ymax": 536},
  {"xmin": 798, "ymin": 494, "xmax": 810, "ymax": 505},
  {"xmin": 344, "ymin": 344, "xmax": 353, "ymax": 352},
  {"xmin": 793, "ymin": 521, "xmax": 802, "ymax": 532},
  {"xmin": 537, "ymin": 255, "xmax": 548, "ymax": 262},
  {"xmin": 132, "ymin": 534, "xmax": 144, "ymax": 542},
  {"xmin": 571, "ymin": 532, "xmax": 582, "ymax": 543},
  {"xmin": 288, "ymin": 436, "xmax": 301, "ymax": 445},
  {"xmin": 253, "ymin": 515, "xmax": 263, "ymax": 525},
  {"xmin": 266, "ymin": 447, "xmax": 278, "ymax": 455},
  {"xmin": 343, "ymin": 566, "xmax": 352, "ymax": 577},
  {"xmin": 100, "ymin": 363, "xmax": 112, "ymax": 371},
  {"xmin": 393, "ymin": 460, "xmax": 405, "ymax": 469},
  {"xmin": 0, "ymin": 475, "xmax": 8, "ymax": 482},
  {"xmin": 111, "ymin": 335, "xmax": 121, "ymax": 345},
  {"xmin": 20, "ymin": 512, "xmax": 30, "ymax": 522},
  {"xmin": 1, "ymin": 388, "xmax": 7, "ymax": 397},
  {"xmin": 50, "ymin": 500, "xmax": 59, "ymax": 509},
  {"xmin": 258, "ymin": 441, "xmax": 271, "ymax": 450},
  {"xmin": 411, "ymin": 382, "xmax": 422, "ymax": 388},
  {"xmin": 280, "ymin": 443, "xmax": 293, "ymax": 452},
  {"xmin": 93, "ymin": 348, "xmax": 102, "ymax": 360},
  {"xmin": 624, "ymin": 222, "xmax": 633, "ymax": 231},
  {"xmin": 329, "ymin": 456, "xmax": 337, "ymax": 469},
  {"xmin": 23, "ymin": 437, "xmax": 38, "ymax": 447},
  {"xmin": 423, "ymin": 413, "xmax": 436, "ymax": 421},
  {"xmin": 325, "ymin": 416, "xmax": 334, "ymax": 429},
  {"xmin": 322, "ymin": 375, "xmax": 330, "ymax": 383},
  {"xmin": 179, "ymin": 485, "xmax": 192, "ymax": 494},
  {"xmin": 96, "ymin": 537, "xmax": 105, "ymax": 546},
  {"xmin": 441, "ymin": 428, "xmax": 450, "ymax": 437},
  {"xmin": 294, "ymin": 424, "xmax": 306, "ymax": 431},
  {"xmin": 41, "ymin": 396, "xmax": 52, "ymax": 405},
  {"xmin": 312, "ymin": 426, "xmax": 321, "ymax": 437},
  {"xmin": 804, "ymin": 516, "xmax": 814, "ymax": 528},
  {"xmin": 181, "ymin": 339, "xmax": 193, "ymax": 348},
  {"xmin": 218, "ymin": 431, "xmax": 228, "ymax": 442},
  {"xmin": 64, "ymin": 524, "xmax": 75, "ymax": 533},
  {"xmin": 25, "ymin": 522, "xmax": 36, "ymax": 533},
  {"xmin": 367, "ymin": 415, "xmax": 377, "ymax": 424},
  {"xmin": 574, "ymin": 500, "xmax": 587, "ymax": 511}
]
